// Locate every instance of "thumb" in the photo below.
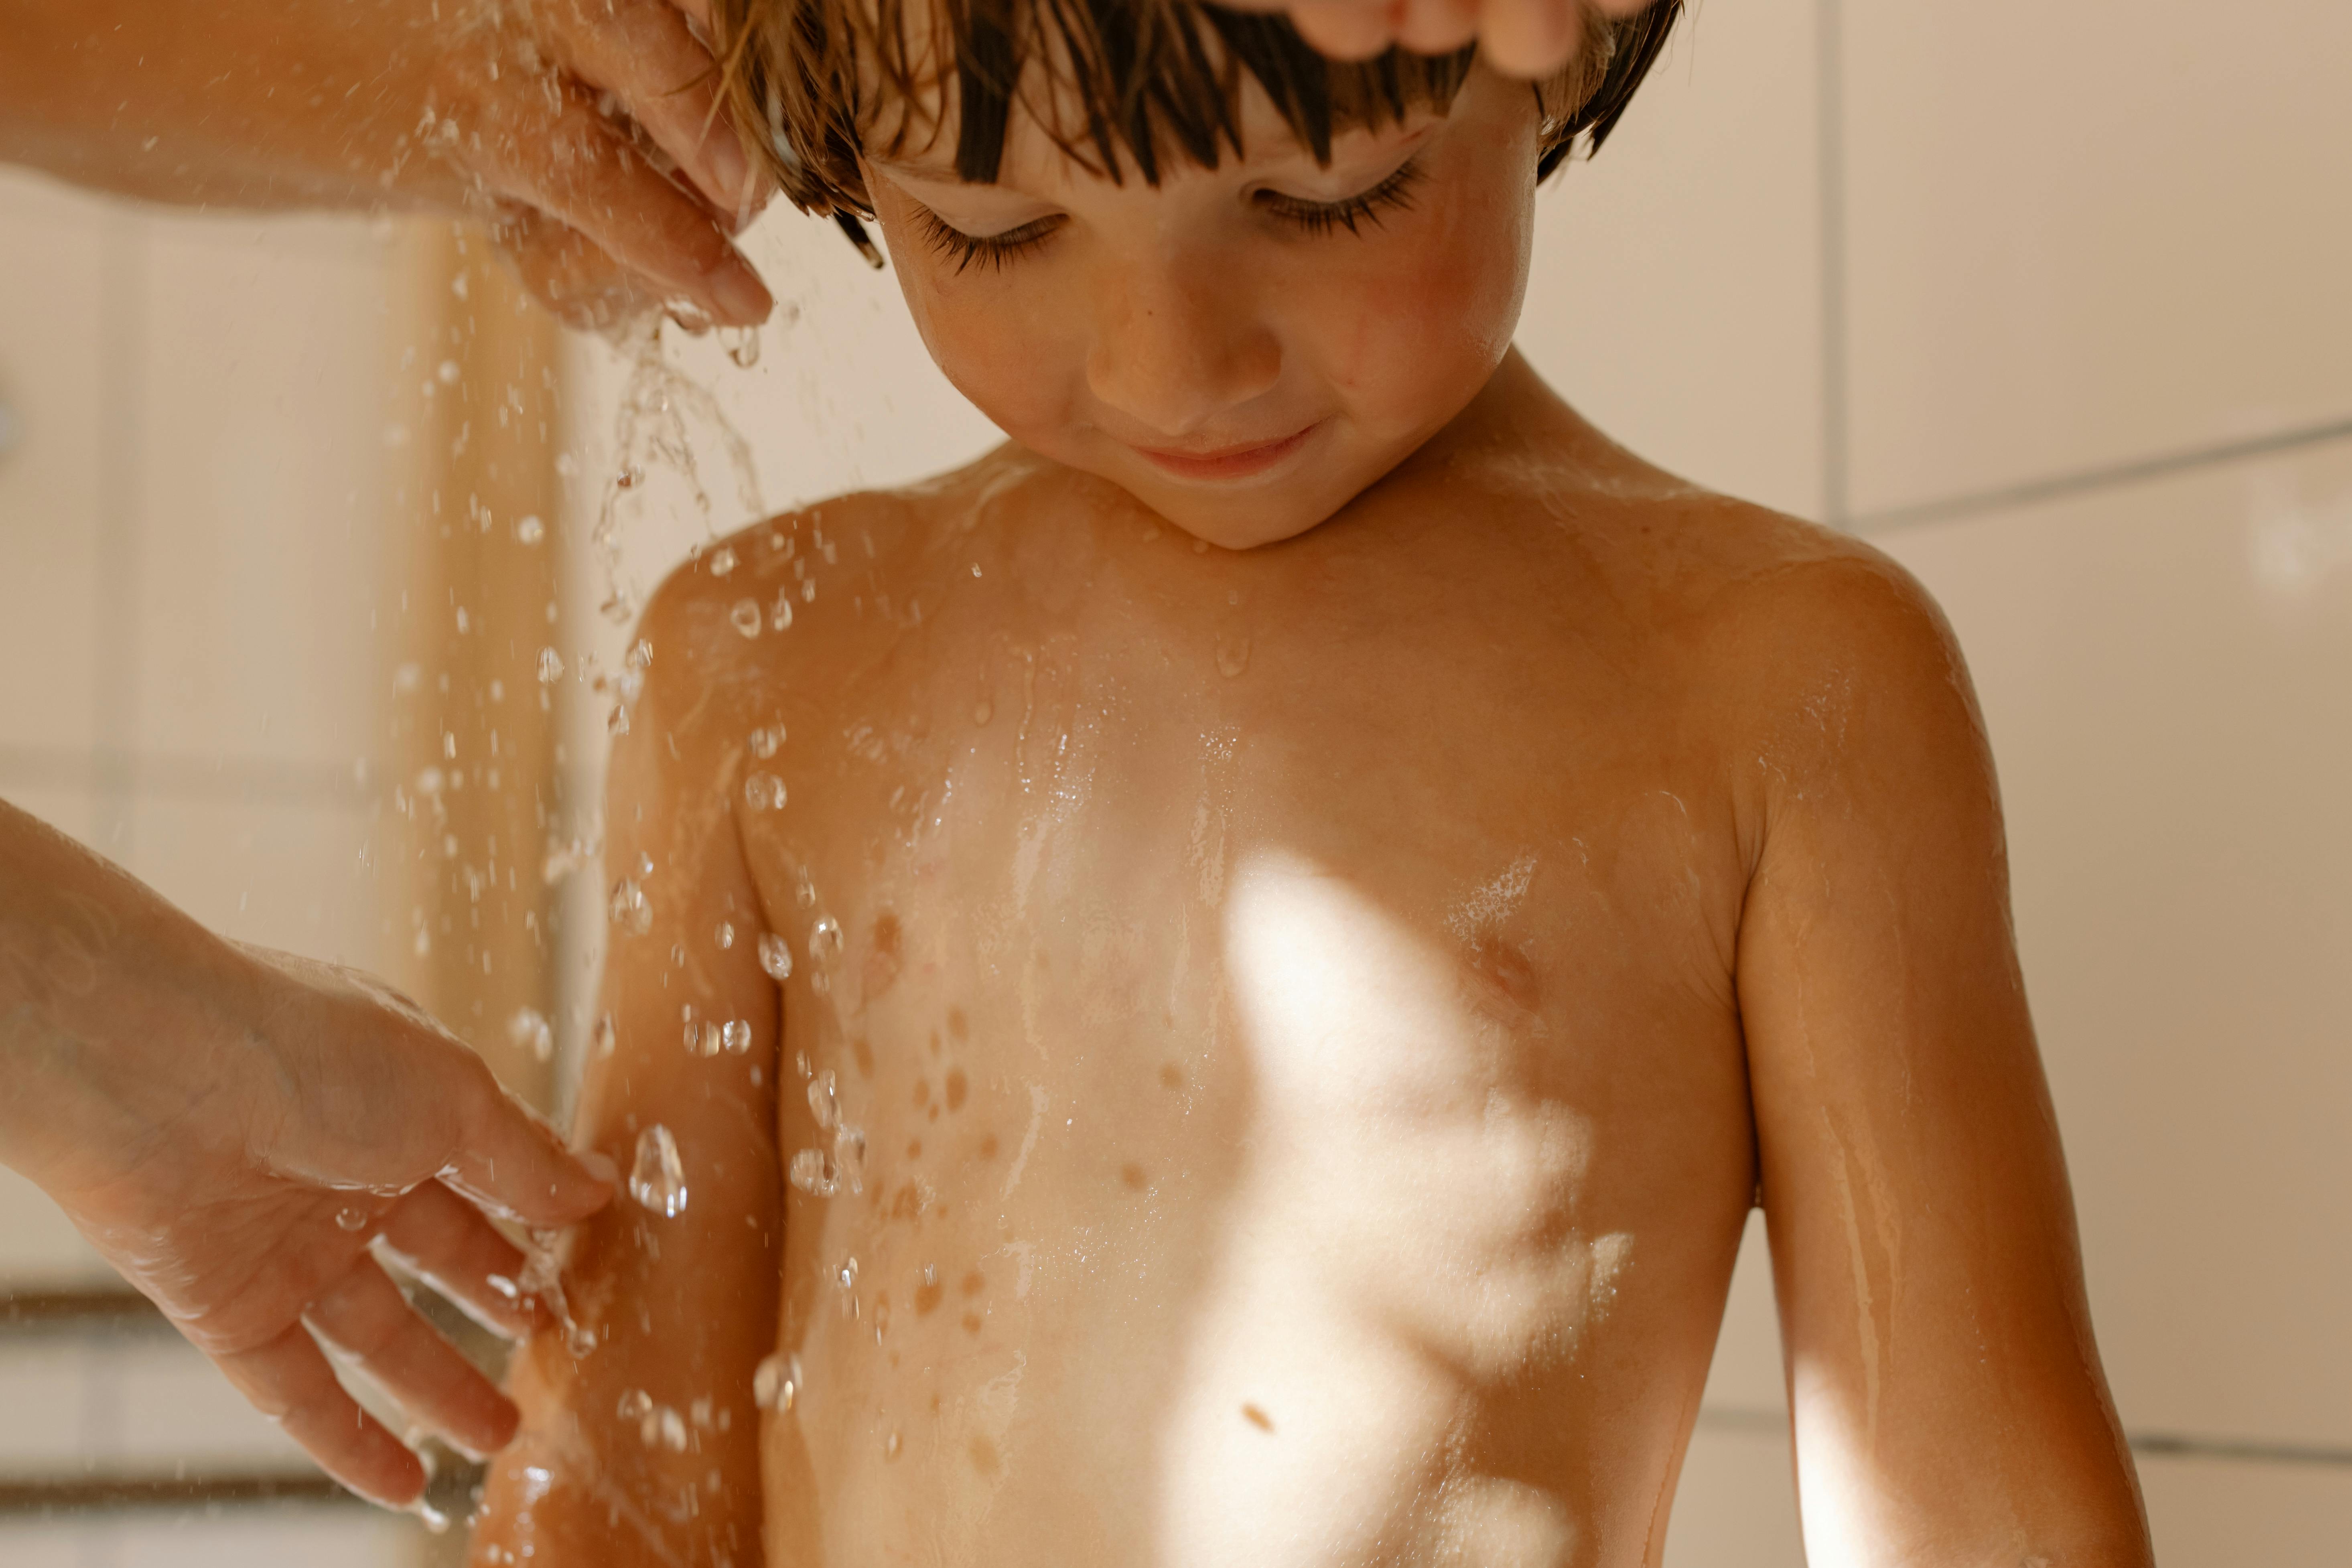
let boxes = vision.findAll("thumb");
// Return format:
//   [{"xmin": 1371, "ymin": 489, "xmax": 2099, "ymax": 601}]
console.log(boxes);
[{"xmin": 432, "ymin": 1054, "xmax": 617, "ymax": 1227}]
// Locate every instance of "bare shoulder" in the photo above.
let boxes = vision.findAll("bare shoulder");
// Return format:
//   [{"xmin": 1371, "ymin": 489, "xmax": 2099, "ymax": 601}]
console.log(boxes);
[{"xmin": 624, "ymin": 446, "xmax": 1028, "ymax": 741}]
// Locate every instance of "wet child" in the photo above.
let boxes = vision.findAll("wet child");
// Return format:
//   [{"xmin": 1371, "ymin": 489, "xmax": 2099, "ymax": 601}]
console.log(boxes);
[{"xmin": 470, "ymin": 2, "xmax": 2154, "ymax": 1563}]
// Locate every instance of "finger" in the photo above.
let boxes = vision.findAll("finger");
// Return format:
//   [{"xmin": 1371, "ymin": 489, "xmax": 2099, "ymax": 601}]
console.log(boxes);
[
  {"xmin": 471, "ymin": 75, "xmax": 773, "ymax": 326},
  {"xmin": 543, "ymin": 0, "xmax": 762, "ymax": 217},
  {"xmin": 1479, "ymin": 0, "xmax": 1586, "ymax": 77},
  {"xmin": 305, "ymin": 1256, "xmax": 520, "ymax": 1461},
  {"xmin": 212, "ymin": 1323, "xmax": 426, "ymax": 1507},
  {"xmin": 376, "ymin": 1180, "xmax": 538, "ymax": 1339},
  {"xmin": 496, "ymin": 206, "xmax": 670, "ymax": 330},
  {"xmin": 1286, "ymin": 0, "xmax": 1403, "ymax": 62},
  {"xmin": 1394, "ymin": 0, "xmax": 1482, "ymax": 55},
  {"xmin": 432, "ymin": 1045, "xmax": 617, "ymax": 1228}
]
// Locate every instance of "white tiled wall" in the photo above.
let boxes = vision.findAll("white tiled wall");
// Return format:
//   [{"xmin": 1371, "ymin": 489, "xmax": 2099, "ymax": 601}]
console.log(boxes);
[{"xmin": 0, "ymin": 172, "xmax": 423, "ymax": 1563}]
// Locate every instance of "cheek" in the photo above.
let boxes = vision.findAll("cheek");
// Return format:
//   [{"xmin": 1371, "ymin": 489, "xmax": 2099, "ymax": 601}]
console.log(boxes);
[
  {"xmin": 892, "ymin": 260, "xmax": 1080, "ymax": 442},
  {"xmin": 1292, "ymin": 179, "xmax": 1532, "ymax": 431}
]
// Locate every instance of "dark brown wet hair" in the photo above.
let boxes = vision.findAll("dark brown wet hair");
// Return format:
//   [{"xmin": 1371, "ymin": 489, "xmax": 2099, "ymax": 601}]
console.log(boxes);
[{"xmin": 710, "ymin": 0, "xmax": 1682, "ymax": 227}]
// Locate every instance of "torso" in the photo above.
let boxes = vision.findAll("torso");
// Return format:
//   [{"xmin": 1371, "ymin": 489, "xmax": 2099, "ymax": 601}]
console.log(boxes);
[{"xmin": 700, "ymin": 396, "xmax": 1782, "ymax": 1567}]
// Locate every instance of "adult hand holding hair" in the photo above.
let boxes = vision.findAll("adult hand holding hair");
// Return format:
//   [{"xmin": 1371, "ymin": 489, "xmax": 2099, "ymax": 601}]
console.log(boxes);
[
  {"xmin": 0, "ymin": 0, "xmax": 774, "ymax": 328},
  {"xmin": 1230, "ymin": 0, "xmax": 1660, "ymax": 80},
  {"xmin": 0, "ymin": 799, "xmax": 617, "ymax": 1509}
]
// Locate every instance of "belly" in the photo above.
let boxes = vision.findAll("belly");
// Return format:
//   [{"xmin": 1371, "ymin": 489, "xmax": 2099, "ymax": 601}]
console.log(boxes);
[{"xmin": 754, "ymin": 840, "xmax": 1753, "ymax": 1568}]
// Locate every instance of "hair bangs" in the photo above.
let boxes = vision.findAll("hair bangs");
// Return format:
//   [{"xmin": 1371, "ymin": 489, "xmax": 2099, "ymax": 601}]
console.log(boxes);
[{"xmin": 710, "ymin": 0, "xmax": 1681, "ymax": 219}]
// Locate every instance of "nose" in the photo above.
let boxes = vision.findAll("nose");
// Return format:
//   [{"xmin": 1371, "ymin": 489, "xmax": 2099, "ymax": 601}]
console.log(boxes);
[{"xmin": 1084, "ymin": 245, "xmax": 1282, "ymax": 440}]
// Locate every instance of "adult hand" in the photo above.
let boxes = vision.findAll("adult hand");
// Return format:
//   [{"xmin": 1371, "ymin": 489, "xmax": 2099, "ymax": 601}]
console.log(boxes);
[
  {"xmin": 1227, "ymin": 0, "xmax": 1660, "ymax": 79},
  {"xmin": 0, "ymin": 800, "xmax": 615, "ymax": 1509},
  {"xmin": 0, "ymin": 0, "xmax": 773, "ymax": 329}
]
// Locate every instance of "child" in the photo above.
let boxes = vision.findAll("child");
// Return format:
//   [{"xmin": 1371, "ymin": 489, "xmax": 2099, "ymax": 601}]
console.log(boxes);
[{"xmin": 471, "ymin": 2, "xmax": 2154, "ymax": 1563}]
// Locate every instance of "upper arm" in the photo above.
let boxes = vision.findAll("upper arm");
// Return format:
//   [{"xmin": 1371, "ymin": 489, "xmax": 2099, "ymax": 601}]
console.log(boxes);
[
  {"xmin": 471, "ymin": 582, "xmax": 783, "ymax": 1567},
  {"xmin": 1729, "ymin": 552, "xmax": 2150, "ymax": 1565}
]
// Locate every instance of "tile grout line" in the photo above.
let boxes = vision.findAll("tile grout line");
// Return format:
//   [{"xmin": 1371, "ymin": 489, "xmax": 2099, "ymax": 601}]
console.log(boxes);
[
  {"xmin": 1848, "ymin": 415, "xmax": 2352, "ymax": 536},
  {"xmin": 91, "ymin": 211, "xmax": 146, "ymax": 855},
  {"xmin": 1815, "ymin": 0, "xmax": 1849, "ymax": 529}
]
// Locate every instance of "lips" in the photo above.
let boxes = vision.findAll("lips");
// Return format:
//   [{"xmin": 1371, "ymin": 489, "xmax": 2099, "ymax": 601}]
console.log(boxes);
[{"xmin": 1128, "ymin": 422, "xmax": 1319, "ymax": 482}]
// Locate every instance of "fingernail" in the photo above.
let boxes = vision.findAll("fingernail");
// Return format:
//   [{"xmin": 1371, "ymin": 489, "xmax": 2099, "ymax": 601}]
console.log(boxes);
[
  {"xmin": 707, "ymin": 256, "xmax": 773, "ymax": 325},
  {"xmin": 576, "ymin": 1148, "xmax": 619, "ymax": 1187},
  {"xmin": 709, "ymin": 130, "xmax": 755, "ymax": 213}
]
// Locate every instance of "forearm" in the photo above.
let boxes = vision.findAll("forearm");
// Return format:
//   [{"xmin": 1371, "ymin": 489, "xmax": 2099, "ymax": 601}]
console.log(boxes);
[{"xmin": 0, "ymin": 795, "xmax": 238, "ymax": 1192}]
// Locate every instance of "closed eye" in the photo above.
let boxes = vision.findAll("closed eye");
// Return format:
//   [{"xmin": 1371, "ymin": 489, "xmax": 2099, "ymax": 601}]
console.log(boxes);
[
  {"xmin": 1254, "ymin": 156, "xmax": 1428, "ymax": 238},
  {"xmin": 913, "ymin": 208, "xmax": 1065, "ymax": 274}
]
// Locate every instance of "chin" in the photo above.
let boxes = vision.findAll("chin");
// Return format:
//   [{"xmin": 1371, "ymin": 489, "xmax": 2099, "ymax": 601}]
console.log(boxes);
[{"xmin": 1125, "ymin": 479, "xmax": 1359, "ymax": 551}]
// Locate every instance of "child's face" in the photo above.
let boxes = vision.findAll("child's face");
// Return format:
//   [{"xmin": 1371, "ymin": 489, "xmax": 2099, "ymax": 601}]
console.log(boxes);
[{"xmin": 861, "ymin": 65, "xmax": 1538, "ymax": 549}]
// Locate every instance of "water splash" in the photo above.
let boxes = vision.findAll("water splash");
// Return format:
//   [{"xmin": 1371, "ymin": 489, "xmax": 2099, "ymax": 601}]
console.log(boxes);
[{"xmin": 587, "ymin": 316, "xmax": 766, "ymax": 631}]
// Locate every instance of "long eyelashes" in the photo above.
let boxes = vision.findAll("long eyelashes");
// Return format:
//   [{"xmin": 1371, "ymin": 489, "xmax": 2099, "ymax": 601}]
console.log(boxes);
[
  {"xmin": 912, "ymin": 154, "xmax": 1428, "ymax": 272},
  {"xmin": 1255, "ymin": 158, "xmax": 1429, "ymax": 238},
  {"xmin": 913, "ymin": 209, "xmax": 1061, "ymax": 274}
]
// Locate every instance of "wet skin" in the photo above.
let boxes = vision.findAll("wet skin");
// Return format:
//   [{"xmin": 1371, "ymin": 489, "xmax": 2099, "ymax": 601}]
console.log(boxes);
[
  {"xmin": 469, "ymin": 361, "xmax": 2151, "ymax": 1568},
  {"xmin": 470, "ymin": 53, "xmax": 2149, "ymax": 1568}
]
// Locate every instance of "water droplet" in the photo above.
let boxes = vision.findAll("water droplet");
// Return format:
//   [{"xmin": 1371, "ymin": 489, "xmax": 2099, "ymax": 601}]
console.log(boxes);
[
  {"xmin": 508, "ymin": 1006, "xmax": 554, "ymax": 1063},
  {"xmin": 721, "ymin": 325, "xmax": 763, "ymax": 369},
  {"xmin": 594, "ymin": 1012, "xmax": 617, "ymax": 1058},
  {"xmin": 808, "ymin": 915, "xmax": 843, "ymax": 970},
  {"xmin": 627, "ymin": 639, "xmax": 654, "ymax": 673},
  {"xmin": 486, "ymin": 1273, "xmax": 519, "ymax": 1300},
  {"xmin": 536, "ymin": 647, "xmax": 563, "ymax": 683},
  {"xmin": 392, "ymin": 662, "xmax": 423, "ymax": 695},
  {"xmin": 794, "ymin": 870, "xmax": 817, "ymax": 910},
  {"xmin": 608, "ymin": 704, "xmax": 631, "ymax": 735},
  {"xmin": 629, "ymin": 1125, "xmax": 688, "ymax": 1217},
  {"xmin": 715, "ymin": 921, "xmax": 736, "ymax": 949},
  {"xmin": 770, "ymin": 590, "xmax": 794, "ymax": 631},
  {"xmin": 334, "ymin": 1206, "xmax": 369, "ymax": 1233},
  {"xmin": 609, "ymin": 878, "xmax": 653, "ymax": 935},
  {"xmin": 836, "ymin": 1256, "xmax": 859, "ymax": 1290},
  {"xmin": 970, "ymin": 562, "xmax": 983, "ymax": 577},
  {"xmin": 885, "ymin": 1429, "xmax": 902, "ymax": 1458},
  {"xmin": 436, "ymin": 359, "xmax": 461, "ymax": 385},
  {"xmin": 753, "ymin": 1352, "xmax": 798, "ymax": 1410},
  {"xmin": 659, "ymin": 1407, "xmax": 689, "ymax": 1451},
  {"xmin": 787, "ymin": 1148, "xmax": 839, "ymax": 1197},
  {"xmin": 708, "ymin": 545, "xmax": 738, "ymax": 578},
  {"xmin": 617, "ymin": 1389, "xmax": 653, "ymax": 1422},
  {"xmin": 730, "ymin": 598, "xmax": 763, "ymax": 637},
  {"xmin": 515, "ymin": 514, "xmax": 545, "ymax": 546},
  {"xmin": 758, "ymin": 932, "xmax": 794, "ymax": 980},
  {"xmin": 616, "ymin": 464, "xmax": 643, "ymax": 490},
  {"xmin": 748, "ymin": 724, "xmax": 784, "ymax": 759},
  {"xmin": 638, "ymin": 852, "xmax": 655, "ymax": 878},
  {"xmin": 806, "ymin": 1069, "xmax": 838, "ymax": 1130},
  {"xmin": 1216, "ymin": 635, "xmax": 1251, "ymax": 679},
  {"xmin": 685, "ymin": 1018, "xmax": 723, "ymax": 1057},
  {"xmin": 743, "ymin": 772, "xmax": 787, "ymax": 811},
  {"xmin": 722, "ymin": 1019, "xmax": 753, "ymax": 1054}
]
